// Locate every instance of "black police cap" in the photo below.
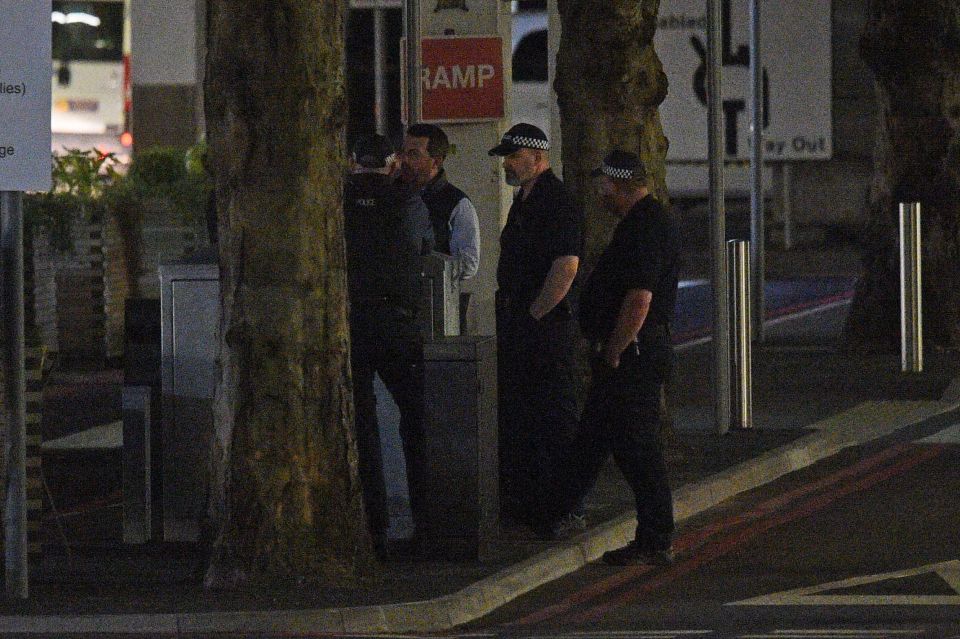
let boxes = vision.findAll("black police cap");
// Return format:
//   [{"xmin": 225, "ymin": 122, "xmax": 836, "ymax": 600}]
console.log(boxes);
[
  {"xmin": 352, "ymin": 134, "xmax": 396, "ymax": 169},
  {"xmin": 590, "ymin": 150, "xmax": 647, "ymax": 182},
  {"xmin": 488, "ymin": 123, "xmax": 550, "ymax": 156}
]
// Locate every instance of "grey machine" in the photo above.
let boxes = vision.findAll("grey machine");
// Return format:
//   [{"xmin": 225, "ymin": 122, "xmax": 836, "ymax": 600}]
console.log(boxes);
[
  {"xmin": 158, "ymin": 257, "xmax": 219, "ymax": 542},
  {"xmin": 418, "ymin": 254, "xmax": 499, "ymax": 560}
]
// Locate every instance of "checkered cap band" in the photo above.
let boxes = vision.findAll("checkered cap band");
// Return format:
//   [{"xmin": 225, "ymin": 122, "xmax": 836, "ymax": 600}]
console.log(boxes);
[
  {"xmin": 602, "ymin": 164, "xmax": 634, "ymax": 179},
  {"xmin": 503, "ymin": 134, "xmax": 549, "ymax": 151}
]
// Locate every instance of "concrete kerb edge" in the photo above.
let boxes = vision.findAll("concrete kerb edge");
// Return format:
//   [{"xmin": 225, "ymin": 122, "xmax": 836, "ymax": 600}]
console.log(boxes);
[
  {"xmin": 5, "ymin": 392, "xmax": 959, "ymax": 635},
  {"xmin": 333, "ymin": 394, "xmax": 960, "ymax": 634},
  {"xmin": 409, "ymin": 394, "xmax": 960, "ymax": 633},
  {"xmin": 178, "ymin": 608, "xmax": 347, "ymax": 635},
  {"xmin": 0, "ymin": 613, "xmax": 180, "ymax": 635}
]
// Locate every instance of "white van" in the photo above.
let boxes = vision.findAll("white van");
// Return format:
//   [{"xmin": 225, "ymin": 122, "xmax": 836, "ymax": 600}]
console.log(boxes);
[{"xmin": 511, "ymin": 8, "xmax": 550, "ymax": 135}]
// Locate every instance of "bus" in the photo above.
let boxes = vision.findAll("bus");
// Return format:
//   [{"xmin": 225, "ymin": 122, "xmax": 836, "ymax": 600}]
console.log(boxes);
[{"xmin": 51, "ymin": 0, "xmax": 132, "ymax": 160}]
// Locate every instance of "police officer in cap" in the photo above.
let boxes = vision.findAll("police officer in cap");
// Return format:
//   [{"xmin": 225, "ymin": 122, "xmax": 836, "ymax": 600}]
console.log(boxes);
[
  {"xmin": 545, "ymin": 150, "xmax": 679, "ymax": 565},
  {"xmin": 489, "ymin": 123, "xmax": 584, "ymax": 528},
  {"xmin": 343, "ymin": 134, "xmax": 434, "ymax": 558}
]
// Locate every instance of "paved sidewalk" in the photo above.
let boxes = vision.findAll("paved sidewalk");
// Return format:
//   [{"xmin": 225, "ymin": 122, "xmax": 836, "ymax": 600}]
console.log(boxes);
[{"xmin": 5, "ymin": 295, "xmax": 960, "ymax": 634}]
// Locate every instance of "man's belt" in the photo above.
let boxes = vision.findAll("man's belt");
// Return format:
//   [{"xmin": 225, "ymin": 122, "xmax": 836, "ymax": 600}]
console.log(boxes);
[
  {"xmin": 592, "ymin": 323, "xmax": 670, "ymax": 353},
  {"xmin": 637, "ymin": 322, "xmax": 670, "ymax": 341}
]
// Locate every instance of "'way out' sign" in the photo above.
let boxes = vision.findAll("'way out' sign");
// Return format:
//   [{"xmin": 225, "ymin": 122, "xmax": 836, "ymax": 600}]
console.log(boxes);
[
  {"xmin": 0, "ymin": 0, "xmax": 52, "ymax": 191},
  {"xmin": 420, "ymin": 36, "xmax": 504, "ymax": 123},
  {"xmin": 655, "ymin": 0, "xmax": 832, "ymax": 161}
]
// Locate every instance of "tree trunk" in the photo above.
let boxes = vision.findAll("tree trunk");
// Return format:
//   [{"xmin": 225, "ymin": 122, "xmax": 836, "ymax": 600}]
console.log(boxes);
[
  {"xmin": 204, "ymin": 1, "xmax": 374, "ymax": 587},
  {"xmin": 846, "ymin": 1, "xmax": 960, "ymax": 348},
  {"xmin": 555, "ymin": 0, "xmax": 669, "ymax": 266}
]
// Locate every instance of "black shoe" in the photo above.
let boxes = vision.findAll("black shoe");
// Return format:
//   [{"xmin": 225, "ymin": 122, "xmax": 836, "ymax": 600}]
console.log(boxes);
[{"xmin": 601, "ymin": 541, "xmax": 675, "ymax": 566}]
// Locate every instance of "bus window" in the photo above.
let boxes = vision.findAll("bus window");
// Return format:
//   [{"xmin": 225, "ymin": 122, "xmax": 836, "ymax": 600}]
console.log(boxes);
[{"xmin": 53, "ymin": 2, "xmax": 124, "ymax": 63}]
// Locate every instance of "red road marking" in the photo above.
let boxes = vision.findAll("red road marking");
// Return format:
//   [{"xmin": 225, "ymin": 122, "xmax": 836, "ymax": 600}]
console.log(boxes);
[
  {"xmin": 510, "ymin": 442, "xmax": 912, "ymax": 627},
  {"xmin": 672, "ymin": 290, "xmax": 854, "ymax": 343},
  {"xmin": 765, "ymin": 290, "xmax": 854, "ymax": 320},
  {"xmin": 569, "ymin": 444, "xmax": 945, "ymax": 624}
]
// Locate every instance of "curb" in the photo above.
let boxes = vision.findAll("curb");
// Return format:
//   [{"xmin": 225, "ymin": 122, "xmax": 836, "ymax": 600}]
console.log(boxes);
[{"xmin": 6, "ymin": 397, "xmax": 958, "ymax": 636}]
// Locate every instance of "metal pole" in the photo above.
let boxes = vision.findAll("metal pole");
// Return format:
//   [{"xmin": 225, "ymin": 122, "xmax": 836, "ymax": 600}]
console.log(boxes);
[
  {"xmin": 707, "ymin": 0, "xmax": 731, "ymax": 434},
  {"xmin": 728, "ymin": 240, "xmax": 753, "ymax": 429},
  {"xmin": 899, "ymin": 202, "xmax": 922, "ymax": 373},
  {"xmin": 2, "ymin": 191, "xmax": 28, "ymax": 599},
  {"xmin": 404, "ymin": 0, "xmax": 421, "ymax": 126},
  {"xmin": 749, "ymin": 0, "xmax": 765, "ymax": 342},
  {"xmin": 374, "ymin": 7, "xmax": 388, "ymax": 135}
]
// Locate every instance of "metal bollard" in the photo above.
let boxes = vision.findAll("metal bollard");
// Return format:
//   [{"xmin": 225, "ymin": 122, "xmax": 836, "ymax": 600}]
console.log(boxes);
[
  {"xmin": 728, "ymin": 240, "xmax": 753, "ymax": 429},
  {"xmin": 899, "ymin": 202, "xmax": 923, "ymax": 373}
]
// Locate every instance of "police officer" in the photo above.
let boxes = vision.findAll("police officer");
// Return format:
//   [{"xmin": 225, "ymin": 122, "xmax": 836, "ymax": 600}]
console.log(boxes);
[
  {"xmin": 399, "ymin": 123, "xmax": 481, "ymax": 282},
  {"xmin": 488, "ymin": 123, "xmax": 584, "ymax": 526},
  {"xmin": 545, "ymin": 150, "xmax": 679, "ymax": 565},
  {"xmin": 343, "ymin": 134, "xmax": 434, "ymax": 558}
]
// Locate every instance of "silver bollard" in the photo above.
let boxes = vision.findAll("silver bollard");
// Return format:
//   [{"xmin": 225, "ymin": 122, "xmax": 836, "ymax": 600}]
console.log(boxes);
[
  {"xmin": 899, "ymin": 202, "xmax": 923, "ymax": 373},
  {"xmin": 728, "ymin": 240, "xmax": 753, "ymax": 429}
]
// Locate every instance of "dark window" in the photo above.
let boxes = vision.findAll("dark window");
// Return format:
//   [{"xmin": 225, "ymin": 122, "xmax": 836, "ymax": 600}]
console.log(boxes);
[
  {"xmin": 52, "ymin": 1, "xmax": 124, "ymax": 62},
  {"xmin": 516, "ymin": 1, "xmax": 547, "ymax": 11},
  {"xmin": 512, "ymin": 30, "xmax": 547, "ymax": 83}
]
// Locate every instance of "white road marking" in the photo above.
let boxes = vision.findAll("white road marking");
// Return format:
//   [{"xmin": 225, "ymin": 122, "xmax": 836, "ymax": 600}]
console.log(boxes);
[
  {"xmin": 525, "ymin": 632, "xmax": 713, "ymax": 639},
  {"xmin": 739, "ymin": 630, "xmax": 921, "ymax": 638},
  {"xmin": 918, "ymin": 423, "xmax": 960, "ymax": 444},
  {"xmin": 727, "ymin": 559, "xmax": 960, "ymax": 606}
]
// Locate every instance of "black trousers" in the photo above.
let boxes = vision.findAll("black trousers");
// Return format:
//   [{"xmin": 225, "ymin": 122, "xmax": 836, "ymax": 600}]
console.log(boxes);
[
  {"xmin": 550, "ymin": 340, "xmax": 675, "ymax": 550},
  {"xmin": 496, "ymin": 301, "xmax": 579, "ymax": 523},
  {"xmin": 350, "ymin": 304, "xmax": 426, "ymax": 539}
]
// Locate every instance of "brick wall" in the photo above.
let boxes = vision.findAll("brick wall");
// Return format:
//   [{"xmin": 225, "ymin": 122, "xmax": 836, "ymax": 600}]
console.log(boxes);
[
  {"xmin": 29, "ymin": 211, "xmax": 206, "ymax": 360},
  {"xmin": 103, "ymin": 218, "xmax": 130, "ymax": 359}
]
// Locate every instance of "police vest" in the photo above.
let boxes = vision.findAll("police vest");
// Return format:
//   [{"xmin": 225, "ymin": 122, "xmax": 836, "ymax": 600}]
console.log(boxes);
[{"xmin": 343, "ymin": 174, "xmax": 422, "ymax": 312}]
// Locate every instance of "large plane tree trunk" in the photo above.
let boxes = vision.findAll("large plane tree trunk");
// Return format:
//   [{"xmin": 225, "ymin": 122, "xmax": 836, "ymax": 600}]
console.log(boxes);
[
  {"xmin": 555, "ymin": 0, "xmax": 669, "ymax": 265},
  {"xmin": 846, "ymin": 1, "xmax": 960, "ymax": 348},
  {"xmin": 204, "ymin": 1, "xmax": 374, "ymax": 587}
]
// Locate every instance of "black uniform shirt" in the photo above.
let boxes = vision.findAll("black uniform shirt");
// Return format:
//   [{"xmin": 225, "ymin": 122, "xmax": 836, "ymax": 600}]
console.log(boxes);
[
  {"xmin": 579, "ymin": 194, "xmax": 679, "ymax": 342},
  {"xmin": 497, "ymin": 169, "xmax": 584, "ymax": 305}
]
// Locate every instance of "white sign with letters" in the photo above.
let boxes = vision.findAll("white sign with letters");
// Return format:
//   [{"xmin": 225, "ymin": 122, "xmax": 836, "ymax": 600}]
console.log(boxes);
[
  {"xmin": 655, "ymin": 0, "xmax": 832, "ymax": 161},
  {"xmin": 349, "ymin": 0, "xmax": 403, "ymax": 8},
  {"xmin": 0, "ymin": 0, "xmax": 52, "ymax": 191}
]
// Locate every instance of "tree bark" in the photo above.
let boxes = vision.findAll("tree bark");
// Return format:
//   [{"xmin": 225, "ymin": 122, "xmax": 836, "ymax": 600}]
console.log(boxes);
[
  {"xmin": 204, "ymin": 1, "xmax": 374, "ymax": 587},
  {"xmin": 846, "ymin": 0, "xmax": 960, "ymax": 348},
  {"xmin": 555, "ymin": 0, "xmax": 669, "ymax": 266}
]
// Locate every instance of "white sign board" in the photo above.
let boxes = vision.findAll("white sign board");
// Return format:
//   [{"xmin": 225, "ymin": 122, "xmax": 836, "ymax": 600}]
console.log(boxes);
[
  {"xmin": 0, "ymin": 0, "xmax": 52, "ymax": 191},
  {"xmin": 655, "ymin": 0, "xmax": 832, "ymax": 161},
  {"xmin": 349, "ymin": 0, "xmax": 403, "ymax": 8}
]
